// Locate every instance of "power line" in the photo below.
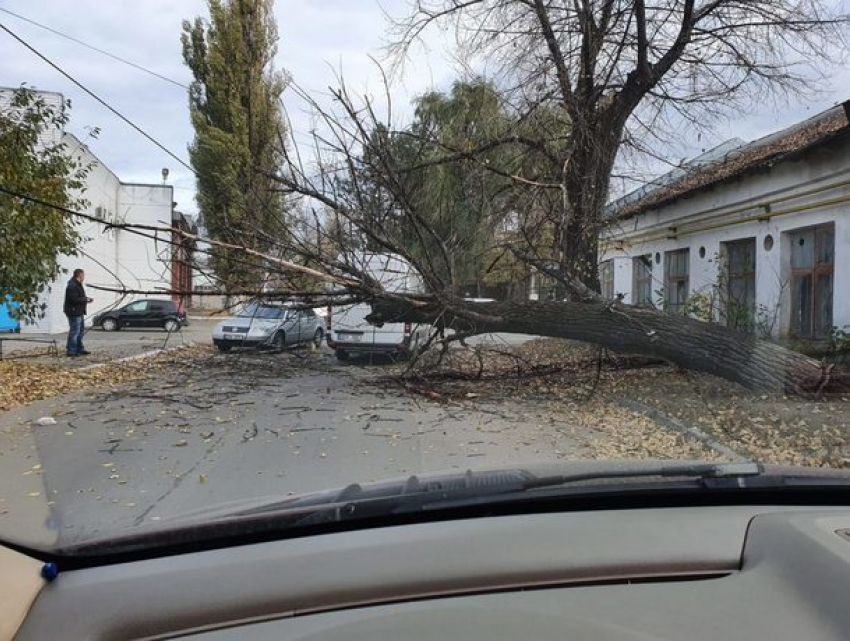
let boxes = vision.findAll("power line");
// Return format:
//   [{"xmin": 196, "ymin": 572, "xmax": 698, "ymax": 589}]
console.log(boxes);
[
  {"xmin": 0, "ymin": 7, "xmax": 189, "ymax": 90},
  {"xmin": 0, "ymin": 20, "xmax": 195, "ymax": 175}
]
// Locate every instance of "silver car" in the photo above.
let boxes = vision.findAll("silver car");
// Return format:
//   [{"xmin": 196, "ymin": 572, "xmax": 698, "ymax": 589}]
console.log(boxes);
[{"xmin": 212, "ymin": 302, "xmax": 324, "ymax": 352}]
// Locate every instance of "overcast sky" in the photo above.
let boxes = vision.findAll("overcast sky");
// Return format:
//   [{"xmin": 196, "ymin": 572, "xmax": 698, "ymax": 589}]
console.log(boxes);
[{"xmin": 2, "ymin": 1, "xmax": 850, "ymax": 216}]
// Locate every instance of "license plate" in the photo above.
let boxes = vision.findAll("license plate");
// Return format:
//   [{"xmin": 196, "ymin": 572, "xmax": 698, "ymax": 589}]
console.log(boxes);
[
  {"xmin": 224, "ymin": 333, "xmax": 242, "ymax": 340},
  {"xmin": 338, "ymin": 332, "xmax": 362, "ymax": 342}
]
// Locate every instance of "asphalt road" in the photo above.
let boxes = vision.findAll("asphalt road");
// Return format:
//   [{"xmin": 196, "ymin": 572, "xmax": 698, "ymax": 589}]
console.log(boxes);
[{"xmin": 1, "ymin": 343, "xmax": 588, "ymax": 548}]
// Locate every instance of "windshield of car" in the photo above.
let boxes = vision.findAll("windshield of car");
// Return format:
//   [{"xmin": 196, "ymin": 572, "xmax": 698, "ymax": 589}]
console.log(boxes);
[
  {"xmin": 2, "ymin": 0, "xmax": 850, "ymax": 557},
  {"xmin": 237, "ymin": 303, "xmax": 286, "ymax": 320}
]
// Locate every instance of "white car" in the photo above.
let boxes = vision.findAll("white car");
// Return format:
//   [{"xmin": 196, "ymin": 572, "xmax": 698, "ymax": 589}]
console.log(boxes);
[{"xmin": 212, "ymin": 302, "xmax": 323, "ymax": 352}]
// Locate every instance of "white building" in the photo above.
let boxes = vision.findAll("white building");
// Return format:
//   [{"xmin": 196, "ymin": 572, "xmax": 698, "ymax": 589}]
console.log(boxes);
[
  {"xmin": 601, "ymin": 101, "xmax": 850, "ymax": 341},
  {"xmin": 1, "ymin": 88, "xmax": 176, "ymax": 334}
]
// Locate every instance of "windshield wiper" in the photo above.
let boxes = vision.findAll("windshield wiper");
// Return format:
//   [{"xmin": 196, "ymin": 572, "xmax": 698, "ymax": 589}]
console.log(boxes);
[
  {"xmin": 232, "ymin": 462, "xmax": 767, "ymax": 524},
  {"xmin": 57, "ymin": 462, "xmax": 850, "ymax": 562}
]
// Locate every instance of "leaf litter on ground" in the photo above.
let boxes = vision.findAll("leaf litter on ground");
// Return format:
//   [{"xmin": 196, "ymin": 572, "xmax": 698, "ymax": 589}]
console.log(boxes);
[{"xmin": 382, "ymin": 338, "xmax": 850, "ymax": 468}]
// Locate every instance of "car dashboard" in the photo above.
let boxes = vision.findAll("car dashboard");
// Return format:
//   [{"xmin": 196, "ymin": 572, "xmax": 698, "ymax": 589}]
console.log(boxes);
[{"xmin": 5, "ymin": 504, "xmax": 850, "ymax": 640}]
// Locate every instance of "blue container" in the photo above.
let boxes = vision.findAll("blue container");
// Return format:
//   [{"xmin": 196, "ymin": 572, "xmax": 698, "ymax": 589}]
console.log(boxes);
[{"xmin": 0, "ymin": 294, "xmax": 21, "ymax": 333}]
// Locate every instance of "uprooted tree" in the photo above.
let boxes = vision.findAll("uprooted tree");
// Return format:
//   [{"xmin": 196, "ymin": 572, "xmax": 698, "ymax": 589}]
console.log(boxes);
[
  {"xmin": 245, "ymin": 0, "xmax": 848, "ymax": 395},
  {"xmin": 161, "ymin": 0, "xmax": 850, "ymax": 394}
]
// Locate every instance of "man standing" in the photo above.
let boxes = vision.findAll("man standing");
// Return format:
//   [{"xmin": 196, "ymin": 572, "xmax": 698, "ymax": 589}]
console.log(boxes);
[{"xmin": 64, "ymin": 269, "xmax": 92, "ymax": 357}]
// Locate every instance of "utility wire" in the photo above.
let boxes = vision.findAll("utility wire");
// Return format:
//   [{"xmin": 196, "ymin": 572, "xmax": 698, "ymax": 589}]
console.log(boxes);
[
  {"xmin": 0, "ymin": 20, "xmax": 195, "ymax": 175},
  {"xmin": 0, "ymin": 7, "xmax": 189, "ymax": 90}
]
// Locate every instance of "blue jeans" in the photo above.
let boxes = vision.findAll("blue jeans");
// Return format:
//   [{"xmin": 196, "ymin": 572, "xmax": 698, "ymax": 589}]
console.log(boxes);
[{"xmin": 66, "ymin": 315, "xmax": 85, "ymax": 355}]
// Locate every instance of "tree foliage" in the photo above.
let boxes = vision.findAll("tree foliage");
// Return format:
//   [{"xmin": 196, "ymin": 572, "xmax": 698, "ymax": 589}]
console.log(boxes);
[
  {"xmin": 182, "ymin": 0, "xmax": 288, "ymax": 293},
  {"xmin": 0, "ymin": 88, "xmax": 90, "ymax": 322}
]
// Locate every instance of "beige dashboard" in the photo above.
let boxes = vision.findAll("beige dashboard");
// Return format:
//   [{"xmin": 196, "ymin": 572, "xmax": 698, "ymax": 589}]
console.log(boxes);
[{"xmin": 7, "ymin": 505, "xmax": 850, "ymax": 640}]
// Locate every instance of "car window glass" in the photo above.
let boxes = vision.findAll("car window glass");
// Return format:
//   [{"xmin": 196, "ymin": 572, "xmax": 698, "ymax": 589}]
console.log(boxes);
[
  {"xmin": 126, "ymin": 301, "xmax": 148, "ymax": 312},
  {"xmin": 237, "ymin": 303, "xmax": 284, "ymax": 319}
]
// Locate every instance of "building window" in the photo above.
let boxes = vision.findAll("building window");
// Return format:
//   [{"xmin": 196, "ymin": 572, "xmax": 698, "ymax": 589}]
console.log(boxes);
[
  {"xmin": 600, "ymin": 260, "xmax": 615, "ymax": 299},
  {"xmin": 723, "ymin": 238, "xmax": 756, "ymax": 332},
  {"xmin": 789, "ymin": 223, "xmax": 834, "ymax": 339},
  {"xmin": 632, "ymin": 255, "xmax": 653, "ymax": 306},
  {"xmin": 665, "ymin": 249, "xmax": 689, "ymax": 313}
]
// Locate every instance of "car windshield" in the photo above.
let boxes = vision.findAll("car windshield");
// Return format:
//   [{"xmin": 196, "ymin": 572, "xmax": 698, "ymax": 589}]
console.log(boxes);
[
  {"xmin": 237, "ymin": 303, "xmax": 286, "ymax": 320},
  {"xmin": 2, "ymin": 0, "xmax": 850, "ymax": 557}
]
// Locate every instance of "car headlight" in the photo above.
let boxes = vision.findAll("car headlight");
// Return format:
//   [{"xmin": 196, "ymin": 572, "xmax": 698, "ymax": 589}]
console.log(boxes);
[{"xmin": 248, "ymin": 324, "xmax": 275, "ymax": 337}]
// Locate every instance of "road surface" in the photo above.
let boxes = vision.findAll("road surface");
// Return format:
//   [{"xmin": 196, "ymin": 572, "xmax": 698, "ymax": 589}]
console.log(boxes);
[{"xmin": 0, "ymin": 345, "xmax": 592, "ymax": 547}]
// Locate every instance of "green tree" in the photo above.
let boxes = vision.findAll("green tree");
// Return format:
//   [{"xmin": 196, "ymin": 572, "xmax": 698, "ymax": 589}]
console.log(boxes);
[
  {"xmin": 182, "ymin": 0, "xmax": 287, "ymax": 293},
  {"xmin": 0, "ymin": 88, "xmax": 90, "ymax": 322},
  {"xmin": 357, "ymin": 80, "xmax": 521, "ymax": 292}
]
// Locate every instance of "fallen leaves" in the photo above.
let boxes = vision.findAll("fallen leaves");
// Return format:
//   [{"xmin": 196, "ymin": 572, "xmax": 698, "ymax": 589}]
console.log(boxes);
[
  {"xmin": 0, "ymin": 349, "xmax": 196, "ymax": 413},
  {"xmin": 385, "ymin": 339, "xmax": 850, "ymax": 468}
]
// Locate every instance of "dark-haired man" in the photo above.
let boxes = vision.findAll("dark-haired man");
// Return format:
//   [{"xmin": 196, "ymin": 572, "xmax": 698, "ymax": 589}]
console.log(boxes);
[{"xmin": 64, "ymin": 268, "xmax": 93, "ymax": 357}]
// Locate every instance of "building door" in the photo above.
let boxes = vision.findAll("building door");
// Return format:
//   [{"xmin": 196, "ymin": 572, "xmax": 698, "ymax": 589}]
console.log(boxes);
[
  {"xmin": 724, "ymin": 238, "xmax": 756, "ymax": 332},
  {"xmin": 789, "ymin": 224, "xmax": 834, "ymax": 339},
  {"xmin": 664, "ymin": 249, "xmax": 690, "ymax": 314}
]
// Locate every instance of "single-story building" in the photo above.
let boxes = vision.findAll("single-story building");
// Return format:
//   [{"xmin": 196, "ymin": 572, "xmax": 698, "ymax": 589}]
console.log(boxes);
[{"xmin": 601, "ymin": 100, "xmax": 850, "ymax": 341}]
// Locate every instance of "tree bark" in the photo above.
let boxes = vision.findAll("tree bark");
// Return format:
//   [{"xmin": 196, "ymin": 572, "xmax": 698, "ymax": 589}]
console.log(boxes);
[{"xmin": 367, "ymin": 299, "xmax": 848, "ymax": 396}]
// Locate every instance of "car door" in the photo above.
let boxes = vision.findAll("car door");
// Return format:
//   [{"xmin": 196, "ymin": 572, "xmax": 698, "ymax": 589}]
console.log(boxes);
[
  {"xmin": 302, "ymin": 308, "xmax": 318, "ymax": 342},
  {"xmin": 288, "ymin": 310, "xmax": 304, "ymax": 345},
  {"xmin": 120, "ymin": 301, "xmax": 149, "ymax": 328},
  {"xmin": 148, "ymin": 302, "xmax": 167, "ymax": 328}
]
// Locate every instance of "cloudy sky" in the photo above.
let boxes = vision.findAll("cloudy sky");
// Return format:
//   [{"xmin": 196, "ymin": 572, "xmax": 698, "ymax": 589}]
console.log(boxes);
[{"xmin": 2, "ymin": 0, "xmax": 850, "ymax": 216}]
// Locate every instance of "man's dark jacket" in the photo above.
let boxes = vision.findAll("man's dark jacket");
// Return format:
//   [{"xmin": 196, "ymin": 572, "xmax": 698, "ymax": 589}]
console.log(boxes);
[{"xmin": 64, "ymin": 278, "xmax": 88, "ymax": 317}]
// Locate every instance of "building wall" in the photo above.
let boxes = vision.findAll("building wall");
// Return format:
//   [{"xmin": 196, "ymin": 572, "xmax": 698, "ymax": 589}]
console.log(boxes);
[
  {"xmin": 21, "ymin": 134, "xmax": 173, "ymax": 334},
  {"xmin": 601, "ymin": 138, "xmax": 850, "ymax": 339}
]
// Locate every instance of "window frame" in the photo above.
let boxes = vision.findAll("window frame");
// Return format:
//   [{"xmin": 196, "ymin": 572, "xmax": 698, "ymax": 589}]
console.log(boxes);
[
  {"xmin": 789, "ymin": 223, "xmax": 834, "ymax": 339},
  {"xmin": 664, "ymin": 249, "xmax": 690, "ymax": 314},
  {"xmin": 722, "ymin": 238, "xmax": 757, "ymax": 332},
  {"xmin": 599, "ymin": 260, "xmax": 615, "ymax": 299},
  {"xmin": 632, "ymin": 254, "xmax": 653, "ymax": 307}
]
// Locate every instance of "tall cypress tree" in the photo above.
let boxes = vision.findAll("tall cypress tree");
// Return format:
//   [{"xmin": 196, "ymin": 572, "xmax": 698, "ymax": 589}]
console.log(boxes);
[{"xmin": 182, "ymin": 0, "xmax": 287, "ymax": 294}]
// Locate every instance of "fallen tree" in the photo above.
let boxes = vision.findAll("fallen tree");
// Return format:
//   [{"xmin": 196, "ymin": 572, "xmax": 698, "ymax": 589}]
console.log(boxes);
[{"xmin": 366, "ymin": 298, "xmax": 850, "ymax": 396}]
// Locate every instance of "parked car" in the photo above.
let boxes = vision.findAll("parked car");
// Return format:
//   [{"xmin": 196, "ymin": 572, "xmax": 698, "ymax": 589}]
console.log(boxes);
[
  {"xmin": 93, "ymin": 299, "xmax": 187, "ymax": 332},
  {"xmin": 327, "ymin": 302, "xmax": 428, "ymax": 361},
  {"xmin": 327, "ymin": 252, "xmax": 430, "ymax": 360},
  {"xmin": 212, "ymin": 301, "xmax": 324, "ymax": 352}
]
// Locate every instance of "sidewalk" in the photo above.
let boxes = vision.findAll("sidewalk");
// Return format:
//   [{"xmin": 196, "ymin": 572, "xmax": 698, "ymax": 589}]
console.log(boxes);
[{"xmin": 0, "ymin": 318, "xmax": 218, "ymax": 365}]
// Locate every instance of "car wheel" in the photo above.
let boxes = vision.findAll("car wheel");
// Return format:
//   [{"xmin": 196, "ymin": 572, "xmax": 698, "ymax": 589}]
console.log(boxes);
[
  {"xmin": 101, "ymin": 318, "xmax": 118, "ymax": 332},
  {"xmin": 335, "ymin": 350, "xmax": 349, "ymax": 361},
  {"xmin": 164, "ymin": 319, "xmax": 180, "ymax": 332},
  {"xmin": 274, "ymin": 331, "xmax": 286, "ymax": 350},
  {"xmin": 312, "ymin": 328, "xmax": 323, "ymax": 348},
  {"xmin": 216, "ymin": 343, "xmax": 231, "ymax": 352}
]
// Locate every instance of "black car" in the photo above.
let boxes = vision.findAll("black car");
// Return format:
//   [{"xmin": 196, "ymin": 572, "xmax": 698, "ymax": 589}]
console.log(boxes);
[{"xmin": 93, "ymin": 299, "xmax": 187, "ymax": 332}]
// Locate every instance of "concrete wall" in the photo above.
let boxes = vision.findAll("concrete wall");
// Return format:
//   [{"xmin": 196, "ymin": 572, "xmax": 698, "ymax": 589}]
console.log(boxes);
[
  {"xmin": 601, "ymin": 137, "xmax": 850, "ymax": 339},
  {"xmin": 21, "ymin": 133, "xmax": 173, "ymax": 334}
]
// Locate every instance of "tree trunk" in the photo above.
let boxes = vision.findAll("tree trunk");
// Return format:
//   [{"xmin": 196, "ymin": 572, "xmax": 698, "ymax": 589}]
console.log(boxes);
[{"xmin": 367, "ymin": 299, "xmax": 848, "ymax": 396}]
